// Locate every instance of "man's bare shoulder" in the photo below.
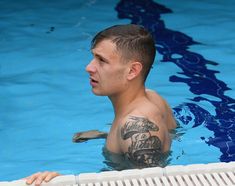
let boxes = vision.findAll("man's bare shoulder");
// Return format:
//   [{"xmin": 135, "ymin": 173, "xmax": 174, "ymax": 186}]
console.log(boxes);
[
  {"xmin": 119, "ymin": 115, "xmax": 169, "ymax": 147},
  {"xmin": 146, "ymin": 89, "xmax": 167, "ymax": 109},
  {"xmin": 118, "ymin": 115, "xmax": 170, "ymax": 168},
  {"xmin": 146, "ymin": 89, "xmax": 177, "ymax": 130}
]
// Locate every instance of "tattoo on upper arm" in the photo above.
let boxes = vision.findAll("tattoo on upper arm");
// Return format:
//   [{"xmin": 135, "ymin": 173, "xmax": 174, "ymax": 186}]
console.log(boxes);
[{"xmin": 121, "ymin": 116, "xmax": 162, "ymax": 167}]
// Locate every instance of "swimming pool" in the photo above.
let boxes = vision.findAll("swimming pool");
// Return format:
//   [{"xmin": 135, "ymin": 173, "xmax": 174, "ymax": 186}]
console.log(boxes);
[{"xmin": 0, "ymin": 0, "xmax": 234, "ymax": 181}]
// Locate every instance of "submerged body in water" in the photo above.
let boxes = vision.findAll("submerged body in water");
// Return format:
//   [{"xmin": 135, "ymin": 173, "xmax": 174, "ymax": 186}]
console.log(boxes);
[
  {"xmin": 73, "ymin": 129, "xmax": 175, "ymax": 170},
  {"xmin": 102, "ymin": 145, "xmax": 171, "ymax": 171}
]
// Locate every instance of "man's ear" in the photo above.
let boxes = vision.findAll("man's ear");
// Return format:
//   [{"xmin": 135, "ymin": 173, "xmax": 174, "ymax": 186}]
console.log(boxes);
[{"xmin": 127, "ymin": 62, "xmax": 143, "ymax": 80}]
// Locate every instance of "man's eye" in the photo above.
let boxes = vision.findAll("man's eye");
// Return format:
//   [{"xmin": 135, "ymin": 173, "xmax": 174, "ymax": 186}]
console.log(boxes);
[{"xmin": 99, "ymin": 58, "xmax": 106, "ymax": 63}]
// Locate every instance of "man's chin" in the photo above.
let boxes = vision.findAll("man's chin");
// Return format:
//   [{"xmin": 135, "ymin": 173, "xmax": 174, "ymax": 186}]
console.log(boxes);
[{"xmin": 92, "ymin": 89, "xmax": 106, "ymax": 96}]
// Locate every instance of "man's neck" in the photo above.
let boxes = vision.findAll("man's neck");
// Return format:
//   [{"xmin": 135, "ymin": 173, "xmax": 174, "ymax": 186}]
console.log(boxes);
[{"xmin": 108, "ymin": 84, "xmax": 146, "ymax": 120}]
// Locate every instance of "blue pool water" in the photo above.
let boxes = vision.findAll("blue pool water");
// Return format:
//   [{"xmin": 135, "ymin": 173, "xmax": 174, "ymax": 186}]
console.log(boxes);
[{"xmin": 0, "ymin": 0, "xmax": 235, "ymax": 181}]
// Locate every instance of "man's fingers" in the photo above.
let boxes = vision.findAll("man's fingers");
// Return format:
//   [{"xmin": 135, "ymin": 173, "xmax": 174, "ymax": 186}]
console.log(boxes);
[
  {"xmin": 44, "ymin": 172, "xmax": 61, "ymax": 182},
  {"xmin": 25, "ymin": 171, "xmax": 60, "ymax": 186},
  {"xmin": 25, "ymin": 172, "xmax": 42, "ymax": 185},
  {"xmin": 34, "ymin": 171, "xmax": 51, "ymax": 186}
]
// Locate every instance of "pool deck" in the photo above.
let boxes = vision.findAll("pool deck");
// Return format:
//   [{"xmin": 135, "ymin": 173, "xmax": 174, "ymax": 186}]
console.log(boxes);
[{"xmin": 1, "ymin": 162, "xmax": 235, "ymax": 186}]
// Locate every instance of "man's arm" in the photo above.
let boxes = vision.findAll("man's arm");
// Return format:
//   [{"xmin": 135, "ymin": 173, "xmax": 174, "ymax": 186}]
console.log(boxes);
[
  {"xmin": 119, "ymin": 115, "xmax": 165, "ymax": 168},
  {"xmin": 73, "ymin": 130, "xmax": 108, "ymax": 143}
]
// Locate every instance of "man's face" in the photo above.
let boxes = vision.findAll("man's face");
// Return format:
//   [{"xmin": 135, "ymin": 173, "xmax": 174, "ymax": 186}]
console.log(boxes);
[{"xmin": 86, "ymin": 39, "xmax": 129, "ymax": 96}]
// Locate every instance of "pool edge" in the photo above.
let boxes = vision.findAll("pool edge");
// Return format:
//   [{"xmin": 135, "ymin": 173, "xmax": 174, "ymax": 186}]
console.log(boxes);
[{"xmin": 1, "ymin": 162, "xmax": 235, "ymax": 185}]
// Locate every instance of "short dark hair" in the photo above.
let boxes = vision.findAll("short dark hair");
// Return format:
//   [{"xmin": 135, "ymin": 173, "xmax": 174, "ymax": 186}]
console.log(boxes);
[{"xmin": 91, "ymin": 24, "xmax": 156, "ymax": 82}]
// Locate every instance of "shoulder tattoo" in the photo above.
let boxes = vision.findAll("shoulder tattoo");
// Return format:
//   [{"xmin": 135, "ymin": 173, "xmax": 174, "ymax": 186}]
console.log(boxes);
[{"xmin": 121, "ymin": 116, "xmax": 162, "ymax": 167}]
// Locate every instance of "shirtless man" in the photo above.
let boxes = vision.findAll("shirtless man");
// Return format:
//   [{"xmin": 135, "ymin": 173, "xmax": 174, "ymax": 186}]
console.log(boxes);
[{"xmin": 25, "ymin": 24, "xmax": 176, "ymax": 186}]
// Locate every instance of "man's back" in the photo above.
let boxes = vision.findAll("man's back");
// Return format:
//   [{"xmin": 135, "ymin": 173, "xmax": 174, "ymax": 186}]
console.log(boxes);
[{"xmin": 146, "ymin": 89, "xmax": 176, "ymax": 130}]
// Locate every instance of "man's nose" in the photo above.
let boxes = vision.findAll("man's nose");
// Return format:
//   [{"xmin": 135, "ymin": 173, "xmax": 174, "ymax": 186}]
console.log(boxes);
[{"xmin": 86, "ymin": 59, "xmax": 96, "ymax": 73}]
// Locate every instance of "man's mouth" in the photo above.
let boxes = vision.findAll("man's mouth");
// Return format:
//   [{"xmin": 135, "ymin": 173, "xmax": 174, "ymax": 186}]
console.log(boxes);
[
  {"xmin": 91, "ymin": 78, "xmax": 98, "ymax": 83},
  {"xmin": 90, "ymin": 78, "xmax": 99, "ymax": 87}
]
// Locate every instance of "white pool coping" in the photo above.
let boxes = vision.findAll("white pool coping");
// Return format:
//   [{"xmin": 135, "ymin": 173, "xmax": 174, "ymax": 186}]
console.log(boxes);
[{"xmin": 1, "ymin": 162, "xmax": 235, "ymax": 186}]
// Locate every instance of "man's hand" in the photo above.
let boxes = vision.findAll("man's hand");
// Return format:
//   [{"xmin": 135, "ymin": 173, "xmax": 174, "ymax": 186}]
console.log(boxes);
[
  {"xmin": 24, "ymin": 171, "xmax": 61, "ymax": 186},
  {"xmin": 73, "ymin": 130, "xmax": 107, "ymax": 142}
]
